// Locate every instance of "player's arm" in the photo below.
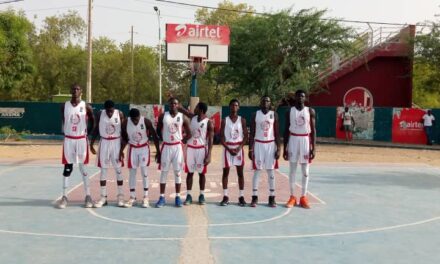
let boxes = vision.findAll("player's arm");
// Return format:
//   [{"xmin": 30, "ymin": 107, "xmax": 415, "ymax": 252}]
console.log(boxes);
[
  {"xmin": 90, "ymin": 112, "xmax": 101, "ymax": 155},
  {"xmin": 145, "ymin": 117, "xmax": 161, "ymax": 163},
  {"xmin": 204, "ymin": 119, "xmax": 214, "ymax": 166},
  {"xmin": 241, "ymin": 117, "xmax": 248, "ymax": 151},
  {"xmin": 119, "ymin": 119, "xmax": 128, "ymax": 161},
  {"xmin": 274, "ymin": 112, "xmax": 281, "ymax": 159},
  {"xmin": 85, "ymin": 104, "xmax": 95, "ymax": 137},
  {"xmin": 119, "ymin": 110, "xmax": 125, "ymax": 124},
  {"xmin": 60, "ymin": 103, "xmax": 65, "ymax": 134},
  {"xmin": 309, "ymin": 107, "xmax": 317, "ymax": 160},
  {"xmin": 283, "ymin": 109, "xmax": 290, "ymax": 160},
  {"xmin": 177, "ymin": 105, "xmax": 195, "ymax": 119},
  {"xmin": 182, "ymin": 116, "xmax": 192, "ymax": 144},
  {"xmin": 248, "ymin": 113, "xmax": 256, "ymax": 160},
  {"xmin": 220, "ymin": 119, "xmax": 231, "ymax": 154},
  {"xmin": 156, "ymin": 113, "xmax": 164, "ymax": 141}
]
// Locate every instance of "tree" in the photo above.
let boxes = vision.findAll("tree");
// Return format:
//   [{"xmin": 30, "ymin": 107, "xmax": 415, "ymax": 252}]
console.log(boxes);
[{"xmin": 0, "ymin": 10, "xmax": 34, "ymax": 100}]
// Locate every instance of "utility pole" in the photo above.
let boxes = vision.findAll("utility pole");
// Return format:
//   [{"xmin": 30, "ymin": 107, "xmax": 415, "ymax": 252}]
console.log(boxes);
[
  {"xmin": 154, "ymin": 6, "xmax": 162, "ymax": 105},
  {"xmin": 130, "ymin": 25, "xmax": 134, "ymax": 103},
  {"xmin": 86, "ymin": 0, "xmax": 93, "ymax": 103}
]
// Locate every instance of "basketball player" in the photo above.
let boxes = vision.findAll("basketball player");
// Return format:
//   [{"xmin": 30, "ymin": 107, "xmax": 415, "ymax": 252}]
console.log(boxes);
[
  {"xmin": 155, "ymin": 97, "xmax": 191, "ymax": 208},
  {"xmin": 56, "ymin": 84, "xmax": 95, "ymax": 209},
  {"xmin": 90, "ymin": 100, "xmax": 125, "ymax": 208},
  {"xmin": 178, "ymin": 102, "xmax": 214, "ymax": 205},
  {"xmin": 220, "ymin": 99, "xmax": 249, "ymax": 206},
  {"xmin": 248, "ymin": 96, "xmax": 280, "ymax": 207},
  {"xmin": 283, "ymin": 90, "xmax": 316, "ymax": 209},
  {"xmin": 119, "ymin": 108, "xmax": 160, "ymax": 208}
]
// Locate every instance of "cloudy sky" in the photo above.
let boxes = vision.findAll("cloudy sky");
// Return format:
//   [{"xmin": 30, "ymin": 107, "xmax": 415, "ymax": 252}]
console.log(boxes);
[{"xmin": 1, "ymin": 0, "xmax": 439, "ymax": 46}]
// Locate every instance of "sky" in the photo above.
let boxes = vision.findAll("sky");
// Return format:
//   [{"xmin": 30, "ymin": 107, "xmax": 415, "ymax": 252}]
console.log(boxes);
[{"xmin": 1, "ymin": 0, "xmax": 439, "ymax": 47}]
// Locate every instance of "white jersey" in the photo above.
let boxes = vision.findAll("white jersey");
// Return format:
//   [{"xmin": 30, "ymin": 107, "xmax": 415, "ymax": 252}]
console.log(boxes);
[
  {"xmin": 63, "ymin": 101, "xmax": 88, "ymax": 137},
  {"xmin": 255, "ymin": 110, "xmax": 275, "ymax": 141},
  {"xmin": 289, "ymin": 106, "xmax": 311, "ymax": 135},
  {"xmin": 162, "ymin": 112, "xmax": 183, "ymax": 143},
  {"xmin": 127, "ymin": 117, "xmax": 149, "ymax": 147},
  {"xmin": 342, "ymin": 111, "xmax": 352, "ymax": 126},
  {"xmin": 99, "ymin": 109, "xmax": 121, "ymax": 139},
  {"xmin": 224, "ymin": 116, "xmax": 243, "ymax": 144},
  {"xmin": 188, "ymin": 116, "xmax": 209, "ymax": 148}
]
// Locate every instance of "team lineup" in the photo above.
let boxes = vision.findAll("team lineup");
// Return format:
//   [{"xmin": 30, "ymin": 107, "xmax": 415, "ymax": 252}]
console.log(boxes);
[{"xmin": 56, "ymin": 83, "xmax": 316, "ymax": 209}]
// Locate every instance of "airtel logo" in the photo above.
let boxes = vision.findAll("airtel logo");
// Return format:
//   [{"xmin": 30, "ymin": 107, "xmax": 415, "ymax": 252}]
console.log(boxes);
[{"xmin": 175, "ymin": 24, "xmax": 187, "ymax": 37}]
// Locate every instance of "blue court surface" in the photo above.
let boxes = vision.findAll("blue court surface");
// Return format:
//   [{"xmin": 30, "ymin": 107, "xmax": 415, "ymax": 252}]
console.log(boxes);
[{"xmin": 0, "ymin": 159, "xmax": 440, "ymax": 264}]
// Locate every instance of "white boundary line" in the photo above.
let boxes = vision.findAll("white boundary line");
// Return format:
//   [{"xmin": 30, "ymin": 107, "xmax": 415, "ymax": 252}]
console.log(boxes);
[
  {"xmin": 51, "ymin": 170, "xmax": 100, "ymax": 205},
  {"xmin": 87, "ymin": 207, "xmax": 292, "ymax": 227},
  {"xmin": 276, "ymin": 170, "xmax": 326, "ymax": 205},
  {"xmin": 1, "ymin": 214, "xmax": 440, "ymax": 241}
]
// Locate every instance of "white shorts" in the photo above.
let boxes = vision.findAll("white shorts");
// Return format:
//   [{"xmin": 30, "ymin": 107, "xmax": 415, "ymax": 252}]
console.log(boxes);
[
  {"xmin": 288, "ymin": 135, "xmax": 310, "ymax": 164},
  {"xmin": 185, "ymin": 146, "xmax": 207, "ymax": 174},
  {"xmin": 222, "ymin": 145, "xmax": 244, "ymax": 168},
  {"xmin": 252, "ymin": 140, "xmax": 278, "ymax": 170},
  {"xmin": 62, "ymin": 136, "xmax": 89, "ymax": 164},
  {"xmin": 97, "ymin": 138, "xmax": 122, "ymax": 168},
  {"xmin": 127, "ymin": 143, "xmax": 150, "ymax": 169},
  {"xmin": 159, "ymin": 143, "xmax": 184, "ymax": 172}
]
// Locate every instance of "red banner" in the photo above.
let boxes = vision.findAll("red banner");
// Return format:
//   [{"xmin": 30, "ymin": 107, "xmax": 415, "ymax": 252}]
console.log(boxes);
[
  {"xmin": 392, "ymin": 108, "xmax": 426, "ymax": 144},
  {"xmin": 166, "ymin": 24, "xmax": 230, "ymax": 45}
]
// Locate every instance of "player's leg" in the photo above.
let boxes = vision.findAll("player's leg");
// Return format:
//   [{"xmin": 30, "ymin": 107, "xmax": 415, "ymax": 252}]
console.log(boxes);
[
  {"xmin": 156, "ymin": 146, "xmax": 170, "ymax": 208},
  {"xmin": 299, "ymin": 163, "xmax": 311, "ymax": 209},
  {"xmin": 220, "ymin": 167, "xmax": 230, "ymax": 206},
  {"xmin": 251, "ymin": 169, "xmax": 261, "ymax": 207},
  {"xmin": 78, "ymin": 163, "xmax": 93, "ymax": 208},
  {"xmin": 57, "ymin": 163, "xmax": 73, "ymax": 209},
  {"xmin": 124, "ymin": 168, "xmax": 138, "ymax": 208},
  {"xmin": 172, "ymin": 145, "xmax": 184, "ymax": 207},
  {"xmin": 286, "ymin": 161, "xmax": 298, "ymax": 208},
  {"xmin": 198, "ymin": 172, "xmax": 206, "ymax": 205},
  {"xmin": 237, "ymin": 165, "xmax": 246, "ymax": 206},
  {"xmin": 93, "ymin": 168, "xmax": 108, "ymax": 208},
  {"xmin": 114, "ymin": 164, "xmax": 125, "ymax": 207},
  {"xmin": 184, "ymin": 172, "xmax": 194, "ymax": 205},
  {"xmin": 140, "ymin": 166, "xmax": 149, "ymax": 208},
  {"xmin": 267, "ymin": 169, "xmax": 276, "ymax": 207},
  {"xmin": 174, "ymin": 169, "xmax": 183, "ymax": 207}
]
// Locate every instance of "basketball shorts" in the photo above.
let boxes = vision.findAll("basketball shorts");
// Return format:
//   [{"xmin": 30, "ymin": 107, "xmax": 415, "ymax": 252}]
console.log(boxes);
[
  {"xmin": 185, "ymin": 146, "xmax": 207, "ymax": 174},
  {"xmin": 97, "ymin": 138, "xmax": 122, "ymax": 168},
  {"xmin": 62, "ymin": 137, "xmax": 89, "ymax": 164},
  {"xmin": 252, "ymin": 141, "xmax": 278, "ymax": 170},
  {"xmin": 288, "ymin": 135, "xmax": 310, "ymax": 164}
]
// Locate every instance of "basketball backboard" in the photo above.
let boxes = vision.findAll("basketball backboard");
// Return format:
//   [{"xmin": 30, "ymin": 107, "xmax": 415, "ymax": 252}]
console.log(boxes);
[{"xmin": 165, "ymin": 24, "xmax": 230, "ymax": 64}]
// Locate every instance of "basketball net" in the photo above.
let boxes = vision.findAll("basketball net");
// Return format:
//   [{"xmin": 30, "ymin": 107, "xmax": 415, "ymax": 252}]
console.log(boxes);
[{"xmin": 189, "ymin": 56, "xmax": 207, "ymax": 76}]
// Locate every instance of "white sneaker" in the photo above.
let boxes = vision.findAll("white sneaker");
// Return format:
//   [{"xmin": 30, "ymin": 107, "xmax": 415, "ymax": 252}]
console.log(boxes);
[
  {"xmin": 123, "ymin": 197, "xmax": 136, "ymax": 208},
  {"xmin": 141, "ymin": 197, "xmax": 150, "ymax": 208},
  {"xmin": 93, "ymin": 196, "xmax": 107, "ymax": 208},
  {"xmin": 117, "ymin": 194, "xmax": 125, "ymax": 207},
  {"xmin": 57, "ymin": 196, "xmax": 68, "ymax": 209},
  {"xmin": 84, "ymin": 195, "xmax": 93, "ymax": 208}
]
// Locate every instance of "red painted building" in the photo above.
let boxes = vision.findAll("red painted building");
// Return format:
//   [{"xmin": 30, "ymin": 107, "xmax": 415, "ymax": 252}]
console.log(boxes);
[{"xmin": 309, "ymin": 25, "xmax": 415, "ymax": 108}]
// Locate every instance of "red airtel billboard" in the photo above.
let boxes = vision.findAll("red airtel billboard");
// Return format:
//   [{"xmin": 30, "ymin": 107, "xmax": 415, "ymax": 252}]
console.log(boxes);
[
  {"xmin": 166, "ymin": 24, "xmax": 230, "ymax": 45},
  {"xmin": 392, "ymin": 108, "xmax": 426, "ymax": 144}
]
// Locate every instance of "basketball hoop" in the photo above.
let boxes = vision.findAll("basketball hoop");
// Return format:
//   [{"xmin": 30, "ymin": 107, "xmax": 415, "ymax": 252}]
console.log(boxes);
[{"xmin": 189, "ymin": 56, "xmax": 207, "ymax": 76}]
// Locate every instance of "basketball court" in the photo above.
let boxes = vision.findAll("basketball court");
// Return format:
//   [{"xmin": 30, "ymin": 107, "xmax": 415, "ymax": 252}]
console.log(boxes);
[{"xmin": 1, "ymin": 144, "xmax": 440, "ymax": 263}]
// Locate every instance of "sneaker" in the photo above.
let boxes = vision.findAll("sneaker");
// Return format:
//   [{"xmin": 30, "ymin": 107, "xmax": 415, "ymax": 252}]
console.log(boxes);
[
  {"xmin": 84, "ymin": 195, "xmax": 93, "ymax": 208},
  {"xmin": 123, "ymin": 197, "xmax": 137, "ymax": 208},
  {"xmin": 117, "ymin": 194, "xmax": 125, "ymax": 207},
  {"xmin": 220, "ymin": 196, "xmax": 229, "ymax": 206},
  {"xmin": 175, "ymin": 196, "xmax": 183, "ymax": 207},
  {"xmin": 198, "ymin": 194, "xmax": 206, "ymax": 205},
  {"xmin": 250, "ymin": 195, "xmax": 258, "ymax": 207},
  {"xmin": 141, "ymin": 196, "xmax": 150, "ymax": 208},
  {"xmin": 299, "ymin": 196, "xmax": 311, "ymax": 209},
  {"xmin": 238, "ymin": 196, "xmax": 247, "ymax": 207},
  {"xmin": 57, "ymin": 195, "xmax": 68, "ymax": 209},
  {"xmin": 155, "ymin": 196, "xmax": 166, "ymax": 208},
  {"xmin": 184, "ymin": 194, "xmax": 193, "ymax": 205},
  {"xmin": 268, "ymin": 196, "xmax": 277, "ymax": 208},
  {"xmin": 93, "ymin": 196, "xmax": 107, "ymax": 208},
  {"xmin": 285, "ymin": 195, "xmax": 297, "ymax": 208}
]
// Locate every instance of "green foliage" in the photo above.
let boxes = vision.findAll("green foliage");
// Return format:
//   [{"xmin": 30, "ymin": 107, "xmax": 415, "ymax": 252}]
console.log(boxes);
[{"xmin": 0, "ymin": 125, "xmax": 29, "ymax": 141}]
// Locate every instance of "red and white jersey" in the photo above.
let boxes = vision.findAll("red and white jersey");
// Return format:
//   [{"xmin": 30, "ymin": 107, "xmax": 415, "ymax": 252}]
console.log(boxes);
[
  {"xmin": 224, "ymin": 116, "xmax": 243, "ymax": 144},
  {"xmin": 289, "ymin": 106, "xmax": 311, "ymax": 135},
  {"xmin": 127, "ymin": 116, "xmax": 149, "ymax": 146},
  {"xmin": 255, "ymin": 110, "xmax": 275, "ymax": 141},
  {"xmin": 63, "ymin": 101, "xmax": 88, "ymax": 137},
  {"xmin": 99, "ymin": 109, "xmax": 121, "ymax": 139},
  {"xmin": 188, "ymin": 116, "xmax": 209, "ymax": 147},
  {"xmin": 162, "ymin": 112, "xmax": 183, "ymax": 143}
]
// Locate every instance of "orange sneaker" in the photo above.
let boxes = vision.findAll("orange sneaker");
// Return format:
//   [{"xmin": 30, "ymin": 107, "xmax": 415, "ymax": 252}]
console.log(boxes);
[
  {"xmin": 285, "ymin": 196, "xmax": 297, "ymax": 208},
  {"xmin": 299, "ymin": 196, "xmax": 310, "ymax": 209}
]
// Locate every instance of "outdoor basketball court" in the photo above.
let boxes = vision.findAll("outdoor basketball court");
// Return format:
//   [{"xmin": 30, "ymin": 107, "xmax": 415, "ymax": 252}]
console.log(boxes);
[{"xmin": 1, "ymin": 153, "xmax": 440, "ymax": 264}]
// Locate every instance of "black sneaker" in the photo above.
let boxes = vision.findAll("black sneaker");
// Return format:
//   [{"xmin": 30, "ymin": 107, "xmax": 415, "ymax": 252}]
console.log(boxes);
[
  {"xmin": 250, "ymin": 195, "xmax": 258, "ymax": 207},
  {"xmin": 184, "ymin": 194, "xmax": 193, "ymax": 205},
  {"xmin": 268, "ymin": 196, "xmax": 277, "ymax": 208},
  {"xmin": 198, "ymin": 194, "xmax": 206, "ymax": 205},
  {"xmin": 220, "ymin": 196, "xmax": 229, "ymax": 206},
  {"xmin": 238, "ymin": 196, "xmax": 246, "ymax": 207}
]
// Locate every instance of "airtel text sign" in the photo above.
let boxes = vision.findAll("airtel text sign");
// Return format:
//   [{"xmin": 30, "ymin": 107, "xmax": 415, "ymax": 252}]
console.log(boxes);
[{"xmin": 166, "ymin": 24, "xmax": 230, "ymax": 45}]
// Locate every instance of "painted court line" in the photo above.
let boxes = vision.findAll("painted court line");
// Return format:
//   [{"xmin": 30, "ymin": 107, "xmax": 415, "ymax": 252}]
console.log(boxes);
[{"xmin": 51, "ymin": 171, "xmax": 100, "ymax": 205}]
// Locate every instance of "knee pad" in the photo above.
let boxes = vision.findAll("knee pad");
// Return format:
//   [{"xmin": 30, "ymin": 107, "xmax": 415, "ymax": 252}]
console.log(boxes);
[
  {"xmin": 174, "ymin": 171, "xmax": 182, "ymax": 184},
  {"xmin": 63, "ymin": 164, "xmax": 73, "ymax": 176}
]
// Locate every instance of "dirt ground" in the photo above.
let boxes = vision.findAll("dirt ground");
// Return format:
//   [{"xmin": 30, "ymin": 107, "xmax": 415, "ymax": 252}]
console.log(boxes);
[{"xmin": 1, "ymin": 143, "xmax": 440, "ymax": 167}]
